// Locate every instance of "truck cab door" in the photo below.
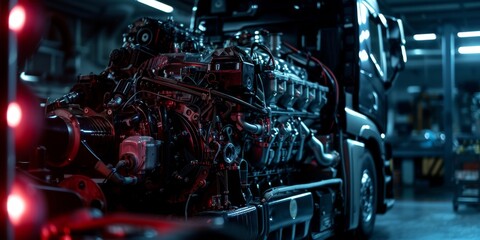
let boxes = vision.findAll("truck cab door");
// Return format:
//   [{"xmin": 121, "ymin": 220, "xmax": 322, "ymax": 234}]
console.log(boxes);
[{"xmin": 358, "ymin": 2, "xmax": 406, "ymax": 132}]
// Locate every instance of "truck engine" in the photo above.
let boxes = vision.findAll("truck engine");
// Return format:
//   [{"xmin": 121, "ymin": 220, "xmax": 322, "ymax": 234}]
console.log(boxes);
[{"xmin": 32, "ymin": 16, "xmax": 345, "ymax": 238}]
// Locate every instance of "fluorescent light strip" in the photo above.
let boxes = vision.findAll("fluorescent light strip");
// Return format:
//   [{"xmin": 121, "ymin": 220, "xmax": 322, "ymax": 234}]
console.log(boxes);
[
  {"xmin": 413, "ymin": 33, "xmax": 437, "ymax": 41},
  {"xmin": 137, "ymin": 0, "xmax": 173, "ymax": 13},
  {"xmin": 458, "ymin": 46, "xmax": 480, "ymax": 54},
  {"xmin": 457, "ymin": 31, "xmax": 480, "ymax": 38}
]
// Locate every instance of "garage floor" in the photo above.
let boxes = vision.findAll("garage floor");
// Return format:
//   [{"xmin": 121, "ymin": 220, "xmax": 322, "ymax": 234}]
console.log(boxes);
[{"xmin": 372, "ymin": 185, "xmax": 480, "ymax": 239}]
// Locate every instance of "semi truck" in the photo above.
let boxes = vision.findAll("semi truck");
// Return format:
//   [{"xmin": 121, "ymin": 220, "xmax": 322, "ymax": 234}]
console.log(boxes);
[{"xmin": 12, "ymin": 0, "xmax": 406, "ymax": 239}]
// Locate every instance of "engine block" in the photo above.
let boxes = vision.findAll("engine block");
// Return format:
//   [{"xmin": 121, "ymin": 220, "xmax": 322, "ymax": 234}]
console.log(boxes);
[{"xmin": 40, "ymin": 17, "xmax": 339, "ymax": 216}]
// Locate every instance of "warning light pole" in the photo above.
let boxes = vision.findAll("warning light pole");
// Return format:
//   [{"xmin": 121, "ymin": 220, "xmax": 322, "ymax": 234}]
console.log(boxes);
[{"xmin": 1, "ymin": 0, "xmax": 19, "ymax": 239}]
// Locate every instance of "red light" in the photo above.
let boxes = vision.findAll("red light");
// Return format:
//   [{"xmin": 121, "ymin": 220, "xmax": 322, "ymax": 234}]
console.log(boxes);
[
  {"xmin": 7, "ymin": 102, "xmax": 22, "ymax": 128},
  {"xmin": 7, "ymin": 175, "xmax": 46, "ymax": 239},
  {"xmin": 7, "ymin": 191, "xmax": 27, "ymax": 225},
  {"xmin": 9, "ymin": 5, "xmax": 26, "ymax": 32}
]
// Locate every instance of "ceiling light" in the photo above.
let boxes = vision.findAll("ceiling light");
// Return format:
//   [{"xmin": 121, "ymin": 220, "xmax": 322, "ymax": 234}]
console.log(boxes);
[
  {"xmin": 458, "ymin": 46, "xmax": 480, "ymax": 54},
  {"xmin": 457, "ymin": 31, "xmax": 480, "ymax": 38},
  {"xmin": 413, "ymin": 33, "xmax": 437, "ymax": 41},
  {"xmin": 407, "ymin": 86, "xmax": 422, "ymax": 94},
  {"xmin": 136, "ymin": 0, "xmax": 173, "ymax": 13}
]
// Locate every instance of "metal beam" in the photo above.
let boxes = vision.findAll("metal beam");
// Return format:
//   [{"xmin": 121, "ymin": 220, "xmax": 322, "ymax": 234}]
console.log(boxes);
[
  {"xmin": 441, "ymin": 25, "xmax": 455, "ymax": 185},
  {"xmin": 391, "ymin": 3, "xmax": 461, "ymax": 13},
  {"xmin": 1, "ymin": 1, "xmax": 16, "ymax": 239}
]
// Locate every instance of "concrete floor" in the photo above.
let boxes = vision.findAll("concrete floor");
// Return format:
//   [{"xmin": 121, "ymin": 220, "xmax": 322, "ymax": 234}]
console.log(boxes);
[{"xmin": 371, "ymin": 185, "xmax": 480, "ymax": 240}]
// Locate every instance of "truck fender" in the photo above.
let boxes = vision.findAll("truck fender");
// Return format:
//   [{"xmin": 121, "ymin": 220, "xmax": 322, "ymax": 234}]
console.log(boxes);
[
  {"xmin": 343, "ymin": 108, "xmax": 387, "ymax": 231},
  {"xmin": 343, "ymin": 139, "xmax": 365, "ymax": 230},
  {"xmin": 344, "ymin": 107, "xmax": 385, "ymax": 156}
]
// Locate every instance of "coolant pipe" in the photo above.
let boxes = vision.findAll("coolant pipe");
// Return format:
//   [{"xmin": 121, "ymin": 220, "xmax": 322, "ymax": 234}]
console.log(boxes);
[
  {"xmin": 299, "ymin": 121, "xmax": 340, "ymax": 167},
  {"xmin": 47, "ymin": 91, "xmax": 81, "ymax": 111},
  {"xmin": 308, "ymin": 136, "xmax": 340, "ymax": 167},
  {"xmin": 106, "ymin": 95, "xmax": 123, "ymax": 109},
  {"xmin": 107, "ymin": 79, "xmax": 132, "ymax": 109},
  {"xmin": 274, "ymin": 136, "xmax": 285, "ymax": 164},
  {"xmin": 236, "ymin": 113, "xmax": 264, "ymax": 135},
  {"xmin": 265, "ymin": 128, "xmax": 278, "ymax": 165},
  {"xmin": 263, "ymin": 178, "xmax": 342, "ymax": 200},
  {"xmin": 296, "ymin": 121, "xmax": 308, "ymax": 161},
  {"xmin": 286, "ymin": 129, "xmax": 298, "ymax": 162}
]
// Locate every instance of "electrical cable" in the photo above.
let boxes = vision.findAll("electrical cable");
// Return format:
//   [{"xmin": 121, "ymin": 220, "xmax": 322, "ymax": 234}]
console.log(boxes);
[
  {"xmin": 139, "ymin": 77, "xmax": 268, "ymax": 114},
  {"xmin": 103, "ymin": 168, "xmax": 117, "ymax": 184}
]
